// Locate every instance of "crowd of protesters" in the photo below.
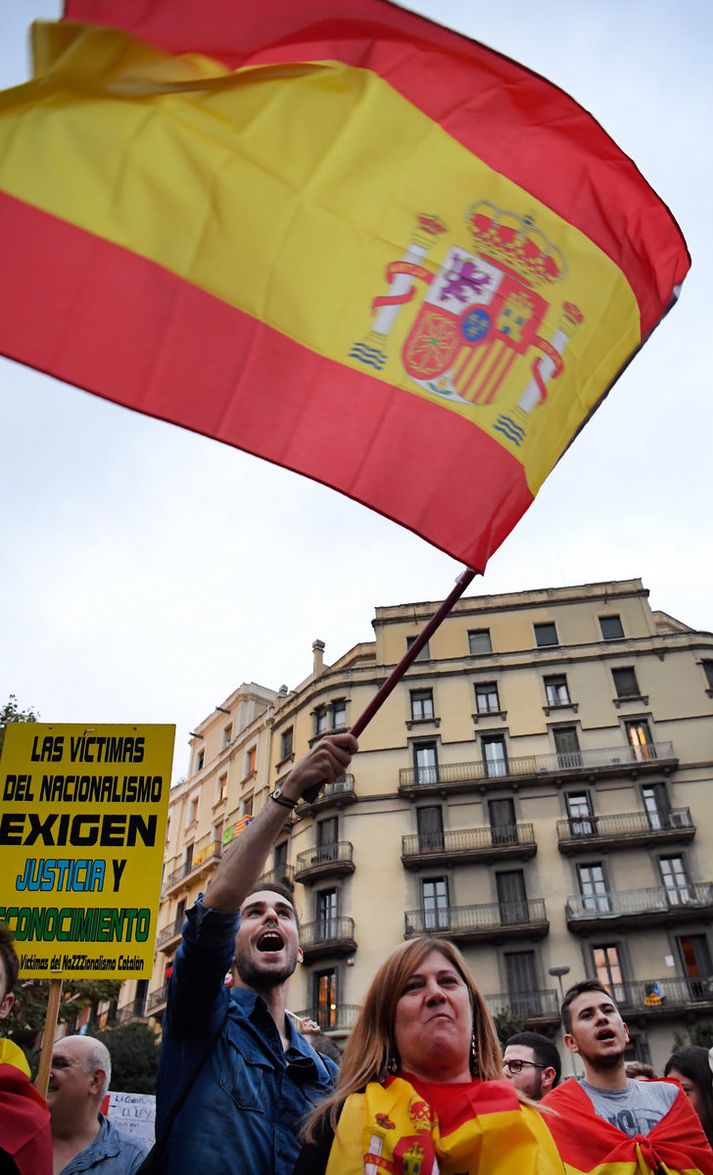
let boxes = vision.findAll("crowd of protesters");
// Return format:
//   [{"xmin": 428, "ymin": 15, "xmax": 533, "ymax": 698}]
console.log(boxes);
[{"xmin": 2, "ymin": 733, "xmax": 713, "ymax": 1174}]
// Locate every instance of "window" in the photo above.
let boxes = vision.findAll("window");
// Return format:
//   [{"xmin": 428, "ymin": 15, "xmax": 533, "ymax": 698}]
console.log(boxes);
[
  {"xmin": 702, "ymin": 661, "xmax": 713, "ymax": 691},
  {"xmin": 184, "ymin": 843, "xmax": 194, "ymax": 871},
  {"xmin": 223, "ymin": 723, "xmax": 232, "ymax": 748},
  {"xmin": 482, "ymin": 734, "xmax": 507, "ymax": 778},
  {"xmin": 475, "ymin": 681, "xmax": 500, "ymax": 714},
  {"xmin": 313, "ymin": 969, "xmax": 337, "ymax": 1030},
  {"xmin": 186, "ymin": 796, "xmax": 199, "ymax": 827},
  {"xmin": 316, "ymin": 888, "xmax": 338, "ymax": 931},
  {"xmin": 421, "ymin": 878, "xmax": 449, "ymax": 930},
  {"xmin": 468, "ymin": 628, "xmax": 492, "ymax": 654},
  {"xmin": 414, "ymin": 742, "xmax": 438, "ymax": 785},
  {"xmin": 489, "ymin": 798, "xmax": 517, "ymax": 845},
  {"xmin": 641, "ymin": 784, "xmax": 670, "ymax": 831},
  {"xmin": 497, "ymin": 870, "xmax": 528, "ymax": 924},
  {"xmin": 241, "ymin": 794, "xmax": 253, "ymax": 818},
  {"xmin": 133, "ymin": 979, "xmax": 149, "ymax": 1017},
  {"xmin": 600, "ymin": 615, "xmax": 624, "ymax": 640},
  {"xmin": 660, "ymin": 856, "xmax": 691, "ymax": 904},
  {"xmin": 317, "ymin": 816, "xmax": 338, "ymax": 848},
  {"xmin": 216, "ymin": 773, "xmax": 228, "ymax": 803},
  {"xmin": 505, "ymin": 951, "xmax": 540, "ymax": 1016},
  {"xmin": 577, "ymin": 863, "xmax": 610, "ymax": 913},
  {"xmin": 332, "ymin": 699, "xmax": 347, "ymax": 728},
  {"xmin": 534, "ymin": 622, "xmax": 558, "ymax": 647},
  {"xmin": 246, "ymin": 746, "xmax": 257, "ymax": 776},
  {"xmin": 410, "ymin": 689, "xmax": 434, "ymax": 721},
  {"xmin": 280, "ymin": 727, "xmax": 293, "ymax": 760},
  {"xmin": 314, "ymin": 707, "xmax": 328, "ymax": 736},
  {"xmin": 196, "ymin": 748, "xmax": 205, "ymax": 772},
  {"xmin": 612, "ymin": 667, "xmax": 640, "ymax": 698},
  {"xmin": 554, "ymin": 726, "xmax": 582, "ymax": 768},
  {"xmin": 417, "ymin": 806, "xmax": 444, "ymax": 851},
  {"xmin": 406, "ymin": 635, "xmax": 430, "ymax": 662},
  {"xmin": 625, "ymin": 719, "xmax": 655, "ymax": 761},
  {"xmin": 677, "ymin": 934, "xmax": 713, "ymax": 999},
  {"xmin": 273, "ymin": 840, "xmax": 288, "ymax": 878},
  {"xmin": 545, "ymin": 675, "xmax": 570, "ymax": 706},
  {"xmin": 593, "ymin": 944, "xmax": 624, "ymax": 1000},
  {"xmin": 566, "ymin": 792, "xmax": 594, "ymax": 837}
]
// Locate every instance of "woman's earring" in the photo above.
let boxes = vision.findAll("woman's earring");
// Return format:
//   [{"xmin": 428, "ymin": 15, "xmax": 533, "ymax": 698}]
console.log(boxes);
[
  {"xmin": 380, "ymin": 1044, "xmax": 400, "ymax": 1080},
  {"xmin": 470, "ymin": 1031, "xmax": 478, "ymax": 1075}
]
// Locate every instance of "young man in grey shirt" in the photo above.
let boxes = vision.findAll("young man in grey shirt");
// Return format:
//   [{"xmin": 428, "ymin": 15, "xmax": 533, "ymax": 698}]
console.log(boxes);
[{"xmin": 542, "ymin": 980, "xmax": 712, "ymax": 1173}]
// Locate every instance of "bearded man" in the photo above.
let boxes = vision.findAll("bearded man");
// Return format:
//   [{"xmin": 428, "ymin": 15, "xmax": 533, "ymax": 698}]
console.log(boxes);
[{"xmin": 155, "ymin": 733, "xmax": 357, "ymax": 1175}]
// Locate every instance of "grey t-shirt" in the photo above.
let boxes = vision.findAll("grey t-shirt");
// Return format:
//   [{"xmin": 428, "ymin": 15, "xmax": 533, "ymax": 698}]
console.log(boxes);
[{"xmin": 580, "ymin": 1077, "xmax": 677, "ymax": 1138}]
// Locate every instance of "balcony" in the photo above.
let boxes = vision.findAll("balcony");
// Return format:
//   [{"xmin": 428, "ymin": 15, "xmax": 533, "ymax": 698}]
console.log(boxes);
[
  {"xmin": 258, "ymin": 863, "xmax": 295, "ymax": 890},
  {"xmin": 398, "ymin": 742, "xmax": 676, "ymax": 797},
  {"xmin": 295, "ymin": 842, "xmax": 355, "ymax": 884},
  {"xmin": 566, "ymin": 882, "xmax": 713, "ymax": 932},
  {"xmin": 557, "ymin": 808, "xmax": 695, "ymax": 855},
  {"xmin": 162, "ymin": 840, "xmax": 222, "ymax": 897},
  {"xmin": 157, "ymin": 913, "xmax": 185, "ymax": 953},
  {"xmin": 404, "ymin": 899, "xmax": 548, "ymax": 944},
  {"xmin": 294, "ymin": 1003, "xmax": 361, "ymax": 1035},
  {"xmin": 486, "ymin": 988, "xmax": 560, "ymax": 1030},
  {"xmin": 146, "ymin": 983, "xmax": 169, "ymax": 1017},
  {"xmin": 114, "ymin": 1004, "xmax": 147, "ymax": 1026},
  {"xmin": 300, "ymin": 917, "xmax": 357, "ymax": 962},
  {"xmin": 401, "ymin": 824, "xmax": 536, "ymax": 869},
  {"xmin": 611, "ymin": 975, "xmax": 713, "ymax": 1021},
  {"xmin": 299, "ymin": 774, "xmax": 357, "ymax": 816}
]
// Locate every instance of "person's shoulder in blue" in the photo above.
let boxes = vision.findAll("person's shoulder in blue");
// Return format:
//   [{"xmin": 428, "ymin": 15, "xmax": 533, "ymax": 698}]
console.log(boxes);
[
  {"xmin": 155, "ymin": 732, "xmax": 357, "ymax": 1175},
  {"xmin": 47, "ymin": 1035, "xmax": 148, "ymax": 1174}
]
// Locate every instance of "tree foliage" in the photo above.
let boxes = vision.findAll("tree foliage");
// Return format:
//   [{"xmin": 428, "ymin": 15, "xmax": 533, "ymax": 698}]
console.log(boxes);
[
  {"xmin": 672, "ymin": 1021, "xmax": 713, "ymax": 1051},
  {"xmin": 0, "ymin": 694, "xmax": 39, "ymax": 754},
  {"xmin": 5, "ymin": 979, "xmax": 121, "ymax": 1048},
  {"xmin": 88, "ymin": 1022, "xmax": 160, "ymax": 1093},
  {"xmin": 491, "ymin": 1007, "xmax": 526, "ymax": 1047}
]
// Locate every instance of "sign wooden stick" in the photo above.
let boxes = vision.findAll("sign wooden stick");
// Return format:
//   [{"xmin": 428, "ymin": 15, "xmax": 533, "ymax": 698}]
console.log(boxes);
[{"xmin": 35, "ymin": 978, "xmax": 63, "ymax": 1098}]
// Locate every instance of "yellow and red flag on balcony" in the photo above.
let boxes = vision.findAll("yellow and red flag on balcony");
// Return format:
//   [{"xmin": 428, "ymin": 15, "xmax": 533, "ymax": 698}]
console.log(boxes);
[
  {"xmin": 0, "ymin": 1, "xmax": 689, "ymax": 570},
  {"xmin": 544, "ymin": 1078, "xmax": 713, "ymax": 1175}
]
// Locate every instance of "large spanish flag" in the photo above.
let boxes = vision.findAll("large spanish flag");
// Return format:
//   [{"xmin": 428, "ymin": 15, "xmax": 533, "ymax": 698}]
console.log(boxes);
[
  {"xmin": 0, "ymin": 1, "xmax": 689, "ymax": 569},
  {"xmin": 543, "ymin": 1078, "xmax": 713, "ymax": 1175}
]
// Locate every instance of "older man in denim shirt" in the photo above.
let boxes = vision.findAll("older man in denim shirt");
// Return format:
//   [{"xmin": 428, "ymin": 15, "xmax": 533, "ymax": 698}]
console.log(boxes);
[{"xmin": 156, "ymin": 732, "xmax": 357, "ymax": 1175}]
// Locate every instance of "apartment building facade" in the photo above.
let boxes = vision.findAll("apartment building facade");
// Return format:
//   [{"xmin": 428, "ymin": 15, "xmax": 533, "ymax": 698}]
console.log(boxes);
[{"xmin": 118, "ymin": 579, "xmax": 713, "ymax": 1073}]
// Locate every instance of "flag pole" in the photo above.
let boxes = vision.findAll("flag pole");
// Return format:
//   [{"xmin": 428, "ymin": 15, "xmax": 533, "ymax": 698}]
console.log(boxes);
[
  {"xmin": 35, "ymin": 978, "xmax": 63, "ymax": 1098},
  {"xmin": 351, "ymin": 567, "xmax": 477, "ymax": 738}
]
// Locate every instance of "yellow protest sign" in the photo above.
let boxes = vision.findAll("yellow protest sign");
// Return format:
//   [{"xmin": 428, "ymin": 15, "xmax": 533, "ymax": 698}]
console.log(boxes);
[{"xmin": 0, "ymin": 722, "xmax": 174, "ymax": 980}]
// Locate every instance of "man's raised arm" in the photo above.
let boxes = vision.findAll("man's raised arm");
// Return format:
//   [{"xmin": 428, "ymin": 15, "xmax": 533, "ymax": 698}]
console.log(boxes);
[{"xmin": 203, "ymin": 732, "xmax": 358, "ymax": 912}]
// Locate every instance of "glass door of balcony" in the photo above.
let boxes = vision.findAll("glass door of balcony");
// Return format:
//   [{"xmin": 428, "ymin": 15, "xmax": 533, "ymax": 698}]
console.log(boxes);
[
  {"xmin": 490, "ymin": 798, "xmax": 517, "ymax": 845},
  {"xmin": 677, "ymin": 934, "xmax": 713, "ymax": 1000},
  {"xmin": 578, "ymin": 863, "xmax": 611, "ymax": 914},
  {"xmin": 417, "ymin": 805, "xmax": 444, "ymax": 852}
]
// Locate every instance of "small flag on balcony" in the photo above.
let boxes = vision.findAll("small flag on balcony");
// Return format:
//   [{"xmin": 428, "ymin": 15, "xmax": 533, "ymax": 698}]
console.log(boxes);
[{"xmin": 0, "ymin": 1, "xmax": 689, "ymax": 569}]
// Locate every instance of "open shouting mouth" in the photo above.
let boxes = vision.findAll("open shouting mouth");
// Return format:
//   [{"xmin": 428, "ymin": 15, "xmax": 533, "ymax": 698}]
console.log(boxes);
[{"xmin": 256, "ymin": 930, "xmax": 284, "ymax": 953}]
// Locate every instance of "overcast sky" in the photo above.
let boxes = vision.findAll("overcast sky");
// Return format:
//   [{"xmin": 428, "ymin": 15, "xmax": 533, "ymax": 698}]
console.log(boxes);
[{"xmin": 1, "ymin": 1, "xmax": 711, "ymax": 783}]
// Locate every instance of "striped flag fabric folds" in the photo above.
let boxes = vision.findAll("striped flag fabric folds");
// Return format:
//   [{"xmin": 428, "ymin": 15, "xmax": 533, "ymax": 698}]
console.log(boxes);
[{"xmin": 0, "ymin": 1, "xmax": 689, "ymax": 569}]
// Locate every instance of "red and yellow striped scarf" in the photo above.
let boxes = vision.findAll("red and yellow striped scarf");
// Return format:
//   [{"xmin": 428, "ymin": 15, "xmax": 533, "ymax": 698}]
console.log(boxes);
[{"xmin": 325, "ymin": 1074, "xmax": 563, "ymax": 1174}]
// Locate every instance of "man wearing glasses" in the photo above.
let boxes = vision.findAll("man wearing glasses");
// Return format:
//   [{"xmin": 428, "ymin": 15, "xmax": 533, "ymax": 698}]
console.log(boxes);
[{"xmin": 503, "ymin": 1031, "xmax": 561, "ymax": 1101}]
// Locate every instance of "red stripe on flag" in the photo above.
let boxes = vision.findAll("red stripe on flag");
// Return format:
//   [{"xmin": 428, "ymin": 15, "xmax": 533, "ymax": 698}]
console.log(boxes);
[
  {"xmin": 64, "ymin": 0, "xmax": 690, "ymax": 337},
  {"xmin": 0, "ymin": 192, "xmax": 532, "ymax": 570}
]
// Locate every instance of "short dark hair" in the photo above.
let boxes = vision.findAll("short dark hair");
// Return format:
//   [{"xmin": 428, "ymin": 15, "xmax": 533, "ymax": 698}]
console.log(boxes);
[
  {"xmin": 0, "ymin": 925, "xmax": 19, "ymax": 995},
  {"xmin": 626, "ymin": 1061, "xmax": 656, "ymax": 1079},
  {"xmin": 665, "ymin": 1047, "xmax": 713, "ymax": 1146},
  {"xmin": 240, "ymin": 881, "xmax": 299, "ymax": 927},
  {"xmin": 561, "ymin": 979, "xmax": 614, "ymax": 1034},
  {"xmin": 505, "ymin": 1030, "xmax": 562, "ymax": 1086}
]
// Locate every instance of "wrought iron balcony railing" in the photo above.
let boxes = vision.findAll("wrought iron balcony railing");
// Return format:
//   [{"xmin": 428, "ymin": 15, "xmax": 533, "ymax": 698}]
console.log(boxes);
[
  {"xmin": 566, "ymin": 882, "xmax": 713, "ymax": 922},
  {"xmin": 405, "ymin": 899, "xmax": 548, "ymax": 939},
  {"xmin": 402, "ymin": 824, "xmax": 535, "ymax": 859},
  {"xmin": 295, "ymin": 842, "xmax": 354, "ymax": 876},
  {"xmin": 613, "ymin": 974, "xmax": 713, "ymax": 1011},
  {"xmin": 300, "ymin": 917, "xmax": 356, "ymax": 950},
  {"xmin": 163, "ymin": 840, "xmax": 222, "ymax": 892},
  {"xmin": 293, "ymin": 1004, "xmax": 361, "ymax": 1033},
  {"xmin": 485, "ymin": 988, "xmax": 560, "ymax": 1022},
  {"xmin": 258, "ymin": 864, "xmax": 295, "ymax": 889},
  {"xmin": 157, "ymin": 913, "xmax": 185, "ymax": 949},
  {"xmin": 399, "ymin": 742, "xmax": 675, "ymax": 790},
  {"xmin": 557, "ymin": 808, "xmax": 694, "ymax": 846},
  {"xmin": 146, "ymin": 983, "xmax": 169, "ymax": 1013}
]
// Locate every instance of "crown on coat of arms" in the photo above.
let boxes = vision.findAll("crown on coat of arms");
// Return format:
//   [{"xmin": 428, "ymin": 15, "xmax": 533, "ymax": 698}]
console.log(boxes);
[{"xmin": 465, "ymin": 200, "xmax": 567, "ymax": 286}]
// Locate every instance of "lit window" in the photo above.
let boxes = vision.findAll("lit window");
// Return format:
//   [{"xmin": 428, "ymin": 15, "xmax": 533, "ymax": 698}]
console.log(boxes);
[{"xmin": 246, "ymin": 746, "xmax": 257, "ymax": 775}]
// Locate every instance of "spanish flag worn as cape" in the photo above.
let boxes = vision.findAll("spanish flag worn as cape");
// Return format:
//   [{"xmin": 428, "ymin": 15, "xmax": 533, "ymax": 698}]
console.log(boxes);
[
  {"xmin": 0, "ymin": 1044, "xmax": 53, "ymax": 1175},
  {"xmin": 324, "ymin": 1074, "xmax": 563, "ymax": 1174},
  {"xmin": 0, "ymin": 1, "xmax": 690, "ymax": 569},
  {"xmin": 542, "ymin": 1077, "xmax": 713, "ymax": 1175}
]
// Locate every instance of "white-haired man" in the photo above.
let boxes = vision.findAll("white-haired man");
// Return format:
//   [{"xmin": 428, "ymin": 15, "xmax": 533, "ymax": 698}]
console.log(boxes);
[{"xmin": 48, "ymin": 1035, "xmax": 148, "ymax": 1174}]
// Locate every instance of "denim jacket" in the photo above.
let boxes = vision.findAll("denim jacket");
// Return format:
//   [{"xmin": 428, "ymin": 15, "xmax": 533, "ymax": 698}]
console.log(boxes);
[{"xmin": 156, "ymin": 897, "xmax": 338, "ymax": 1175}]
